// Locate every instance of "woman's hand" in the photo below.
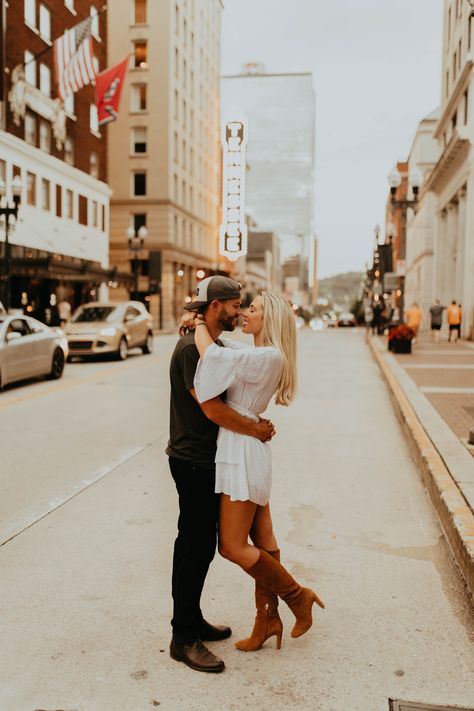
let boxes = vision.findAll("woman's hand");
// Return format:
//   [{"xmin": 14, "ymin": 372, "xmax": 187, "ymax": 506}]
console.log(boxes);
[{"xmin": 179, "ymin": 311, "xmax": 198, "ymax": 336}]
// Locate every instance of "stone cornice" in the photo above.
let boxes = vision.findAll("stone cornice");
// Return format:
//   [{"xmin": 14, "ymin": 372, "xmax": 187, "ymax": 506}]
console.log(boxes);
[
  {"xmin": 434, "ymin": 57, "xmax": 473, "ymax": 140},
  {"xmin": 422, "ymin": 127, "xmax": 470, "ymax": 195}
]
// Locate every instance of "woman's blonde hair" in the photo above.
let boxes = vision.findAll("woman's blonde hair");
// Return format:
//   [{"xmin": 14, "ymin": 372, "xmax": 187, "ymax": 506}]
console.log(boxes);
[{"xmin": 258, "ymin": 292, "xmax": 297, "ymax": 406}]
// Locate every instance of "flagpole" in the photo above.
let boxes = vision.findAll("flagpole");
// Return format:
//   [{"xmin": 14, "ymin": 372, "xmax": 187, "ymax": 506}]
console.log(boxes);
[{"xmin": 23, "ymin": 3, "xmax": 107, "ymax": 68}]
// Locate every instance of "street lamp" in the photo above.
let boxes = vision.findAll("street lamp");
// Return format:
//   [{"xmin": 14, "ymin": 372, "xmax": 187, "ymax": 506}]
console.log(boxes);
[
  {"xmin": 127, "ymin": 224, "xmax": 148, "ymax": 299},
  {"xmin": 387, "ymin": 163, "xmax": 422, "ymax": 321},
  {"xmin": 0, "ymin": 174, "xmax": 23, "ymax": 311}
]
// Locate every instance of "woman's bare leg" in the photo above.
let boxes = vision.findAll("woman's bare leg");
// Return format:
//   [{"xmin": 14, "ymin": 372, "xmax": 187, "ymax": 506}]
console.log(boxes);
[
  {"xmin": 218, "ymin": 495, "xmax": 259, "ymax": 570},
  {"xmin": 250, "ymin": 503, "xmax": 278, "ymax": 552}
]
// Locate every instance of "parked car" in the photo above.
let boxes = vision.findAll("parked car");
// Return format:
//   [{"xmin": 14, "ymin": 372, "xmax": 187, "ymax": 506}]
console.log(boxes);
[
  {"xmin": 309, "ymin": 318, "xmax": 324, "ymax": 331},
  {"xmin": 0, "ymin": 314, "xmax": 68, "ymax": 389},
  {"xmin": 337, "ymin": 312, "xmax": 356, "ymax": 327},
  {"xmin": 65, "ymin": 301, "xmax": 154, "ymax": 360},
  {"xmin": 323, "ymin": 312, "xmax": 338, "ymax": 328}
]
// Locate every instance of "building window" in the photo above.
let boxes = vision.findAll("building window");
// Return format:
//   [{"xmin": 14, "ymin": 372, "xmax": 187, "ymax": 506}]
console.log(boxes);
[
  {"xmin": 132, "ymin": 126, "xmax": 147, "ymax": 153},
  {"xmin": 41, "ymin": 178, "xmax": 50, "ymax": 210},
  {"xmin": 90, "ymin": 5, "xmax": 100, "ymax": 38},
  {"xmin": 39, "ymin": 120, "xmax": 51, "ymax": 152},
  {"xmin": 190, "ymin": 147, "xmax": 193, "ymax": 174},
  {"xmin": 182, "ymin": 139, "xmax": 186, "ymax": 168},
  {"xmin": 93, "ymin": 55, "xmax": 99, "ymax": 74},
  {"xmin": 133, "ymin": 40, "xmax": 148, "ymax": 68},
  {"xmin": 133, "ymin": 213, "xmax": 146, "ymax": 232},
  {"xmin": 64, "ymin": 92, "xmax": 74, "ymax": 115},
  {"xmin": 464, "ymin": 89, "xmax": 469, "ymax": 124},
  {"xmin": 79, "ymin": 195, "xmax": 88, "ymax": 225},
  {"xmin": 134, "ymin": 172, "xmax": 146, "ymax": 196},
  {"xmin": 27, "ymin": 172, "xmax": 36, "ymax": 206},
  {"xmin": 134, "ymin": 0, "xmax": 147, "ymax": 24},
  {"xmin": 131, "ymin": 83, "xmax": 147, "ymax": 111},
  {"xmin": 175, "ymin": 48, "xmax": 179, "ymax": 79},
  {"xmin": 65, "ymin": 0, "xmax": 74, "ymax": 11},
  {"xmin": 183, "ymin": 59, "xmax": 187, "ymax": 88},
  {"xmin": 66, "ymin": 189, "xmax": 73, "ymax": 218},
  {"xmin": 24, "ymin": 51, "xmax": 36, "ymax": 86},
  {"xmin": 90, "ymin": 151, "xmax": 99, "ymax": 178},
  {"xmin": 39, "ymin": 63, "xmax": 51, "ymax": 96},
  {"xmin": 39, "ymin": 4, "xmax": 51, "ymax": 41},
  {"xmin": 25, "ymin": 112, "xmax": 37, "ymax": 146},
  {"xmin": 182, "ymin": 99, "xmax": 186, "ymax": 129},
  {"xmin": 91, "ymin": 200, "xmax": 98, "ymax": 227},
  {"xmin": 174, "ymin": 132, "xmax": 178, "ymax": 162},
  {"xmin": 25, "ymin": 0, "xmax": 36, "ymax": 27},
  {"xmin": 65, "ymin": 136, "xmax": 74, "ymax": 165},
  {"xmin": 182, "ymin": 179, "xmax": 186, "ymax": 207},
  {"xmin": 175, "ymin": 4, "xmax": 179, "ymax": 34},
  {"xmin": 90, "ymin": 104, "xmax": 99, "ymax": 133},
  {"xmin": 174, "ymin": 90, "xmax": 179, "ymax": 120},
  {"xmin": 174, "ymin": 173, "xmax": 178, "ymax": 201}
]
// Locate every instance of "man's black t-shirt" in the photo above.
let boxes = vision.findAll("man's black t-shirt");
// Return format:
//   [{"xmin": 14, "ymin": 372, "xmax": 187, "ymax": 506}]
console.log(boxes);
[{"xmin": 166, "ymin": 331, "xmax": 224, "ymax": 466}]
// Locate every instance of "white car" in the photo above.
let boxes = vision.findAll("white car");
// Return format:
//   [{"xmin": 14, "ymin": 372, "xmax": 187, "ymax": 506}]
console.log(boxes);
[{"xmin": 0, "ymin": 314, "xmax": 68, "ymax": 389}]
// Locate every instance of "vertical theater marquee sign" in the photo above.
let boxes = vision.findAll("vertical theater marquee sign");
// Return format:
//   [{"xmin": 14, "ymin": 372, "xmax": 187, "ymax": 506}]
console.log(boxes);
[{"xmin": 220, "ymin": 117, "xmax": 248, "ymax": 261}]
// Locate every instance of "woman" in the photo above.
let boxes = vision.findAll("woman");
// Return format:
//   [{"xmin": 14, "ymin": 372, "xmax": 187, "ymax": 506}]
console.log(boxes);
[{"xmin": 192, "ymin": 292, "xmax": 324, "ymax": 652}]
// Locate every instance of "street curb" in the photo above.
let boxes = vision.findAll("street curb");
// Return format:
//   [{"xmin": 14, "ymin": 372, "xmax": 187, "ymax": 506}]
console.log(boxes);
[{"xmin": 367, "ymin": 335, "xmax": 474, "ymax": 603}]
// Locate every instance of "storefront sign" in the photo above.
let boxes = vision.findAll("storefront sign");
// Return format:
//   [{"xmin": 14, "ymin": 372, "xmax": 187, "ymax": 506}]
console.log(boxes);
[{"xmin": 219, "ymin": 117, "xmax": 248, "ymax": 262}]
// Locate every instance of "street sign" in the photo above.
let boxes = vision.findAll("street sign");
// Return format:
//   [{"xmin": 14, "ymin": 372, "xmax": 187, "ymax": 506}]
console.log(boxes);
[
  {"xmin": 384, "ymin": 272, "xmax": 399, "ymax": 291},
  {"xmin": 219, "ymin": 117, "xmax": 248, "ymax": 262}
]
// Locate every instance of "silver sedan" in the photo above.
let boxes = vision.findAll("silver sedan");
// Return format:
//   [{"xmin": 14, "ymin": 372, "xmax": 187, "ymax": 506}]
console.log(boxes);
[{"xmin": 0, "ymin": 314, "xmax": 68, "ymax": 389}]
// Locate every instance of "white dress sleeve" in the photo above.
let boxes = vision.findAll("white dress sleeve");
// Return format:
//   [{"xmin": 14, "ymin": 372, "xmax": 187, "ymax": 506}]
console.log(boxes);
[{"xmin": 194, "ymin": 342, "xmax": 281, "ymax": 403}]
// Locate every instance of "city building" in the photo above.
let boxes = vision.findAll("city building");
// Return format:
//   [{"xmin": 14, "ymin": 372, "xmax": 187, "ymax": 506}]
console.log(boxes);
[
  {"xmin": 107, "ymin": 0, "xmax": 224, "ymax": 329},
  {"xmin": 0, "ymin": 0, "xmax": 118, "ymax": 319},
  {"xmin": 404, "ymin": 110, "xmax": 440, "ymax": 322},
  {"xmin": 221, "ymin": 66, "xmax": 316, "ymax": 300},
  {"xmin": 421, "ymin": 0, "xmax": 474, "ymax": 338}
]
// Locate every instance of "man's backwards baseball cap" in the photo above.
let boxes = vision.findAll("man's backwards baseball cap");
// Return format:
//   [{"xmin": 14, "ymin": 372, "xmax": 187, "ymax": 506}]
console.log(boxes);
[{"xmin": 184, "ymin": 275, "xmax": 242, "ymax": 311}]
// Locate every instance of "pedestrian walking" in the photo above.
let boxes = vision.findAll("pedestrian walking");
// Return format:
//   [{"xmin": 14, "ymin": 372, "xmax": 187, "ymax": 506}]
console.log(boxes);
[
  {"xmin": 429, "ymin": 299, "xmax": 445, "ymax": 342},
  {"xmin": 364, "ymin": 303, "xmax": 374, "ymax": 334},
  {"xmin": 404, "ymin": 302, "xmax": 422, "ymax": 341},
  {"xmin": 447, "ymin": 300, "xmax": 462, "ymax": 342},
  {"xmin": 193, "ymin": 292, "xmax": 325, "ymax": 656},
  {"xmin": 372, "ymin": 301, "xmax": 382, "ymax": 335},
  {"xmin": 58, "ymin": 298, "xmax": 72, "ymax": 328},
  {"xmin": 166, "ymin": 276, "xmax": 275, "ymax": 674}
]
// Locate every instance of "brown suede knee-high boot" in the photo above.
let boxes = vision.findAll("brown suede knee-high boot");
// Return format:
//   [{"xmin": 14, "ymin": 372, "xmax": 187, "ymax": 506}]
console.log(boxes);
[
  {"xmin": 245, "ymin": 550, "xmax": 325, "ymax": 638},
  {"xmin": 235, "ymin": 549, "xmax": 283, "ymax": 652}
]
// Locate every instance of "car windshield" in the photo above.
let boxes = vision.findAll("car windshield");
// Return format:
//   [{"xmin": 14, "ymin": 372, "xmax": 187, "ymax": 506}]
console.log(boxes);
[{"xmin": 72, "ymin": 306, "xmax": 118, "ymax": 323}]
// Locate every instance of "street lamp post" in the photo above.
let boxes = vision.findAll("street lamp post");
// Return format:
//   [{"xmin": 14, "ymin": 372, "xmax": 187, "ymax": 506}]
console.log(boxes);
[
  {"xmin": 0, "ymin": 174, "xmax": 23, "ymax": 312},
  {"xmin": 387, "ymin": 164, "xmax": 422, "ymax": 321},
  {"xmin": 127, "ymin": 224, "xmax": 148, "ymax": 300}
]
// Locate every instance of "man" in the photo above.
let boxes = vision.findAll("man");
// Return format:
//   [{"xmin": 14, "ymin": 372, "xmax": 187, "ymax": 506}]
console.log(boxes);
[
  {"xmin": 166, "ymin": 276, "xmax": 275, "ymax": 674},
  {"xmin": 447, "ymin": 300, "xmax": 462, "ymax": 342},
  {"xmin": 429, "ymin": 299, "xmax": 445, "ymax": 342},
  {"xmin": 404, "ymin": 302, "xmax": 422, "ymax": 342}
]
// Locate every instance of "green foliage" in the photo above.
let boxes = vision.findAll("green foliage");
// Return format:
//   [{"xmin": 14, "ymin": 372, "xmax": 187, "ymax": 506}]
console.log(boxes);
[{"xmin": 317, "ymin": 272, "xmax": 364, "ymax": 313}]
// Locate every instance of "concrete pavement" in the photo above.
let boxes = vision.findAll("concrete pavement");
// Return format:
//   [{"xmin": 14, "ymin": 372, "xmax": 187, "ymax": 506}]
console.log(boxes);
[{"xmin": 1, "ymin": 330, "xmax": 473, "ymax": 711}]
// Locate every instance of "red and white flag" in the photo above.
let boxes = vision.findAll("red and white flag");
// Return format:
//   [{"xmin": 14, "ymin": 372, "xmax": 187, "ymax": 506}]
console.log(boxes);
[
  {"xmin": 54, "ymin": 16, "xmax": 96, "ymax": 101},
  {"xmin": 96, "ymin": 56, "xmax": 129, "ymax": 126}
]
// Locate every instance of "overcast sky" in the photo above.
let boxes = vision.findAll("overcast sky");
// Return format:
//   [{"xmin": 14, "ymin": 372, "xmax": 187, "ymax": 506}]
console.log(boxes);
[{"xmin": 221, "ymin": 0, "xmax": 443, "ymax": 278}]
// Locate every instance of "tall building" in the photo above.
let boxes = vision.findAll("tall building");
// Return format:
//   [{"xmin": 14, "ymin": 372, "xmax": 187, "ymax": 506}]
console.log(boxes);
[
  {"xmin": 418, "ymin": 0, "xmax": 474, "ymax": 337},
  {"xmin": 0, "ymin": 0, "xmax": 117, "ymax": 318},
  {"xmin": 221, "ymin": 67, "xmax": 316, "ymax": 295},
  {"xmin": 107, "ymin": 0, "xmax": 223, "ymax": 329}
]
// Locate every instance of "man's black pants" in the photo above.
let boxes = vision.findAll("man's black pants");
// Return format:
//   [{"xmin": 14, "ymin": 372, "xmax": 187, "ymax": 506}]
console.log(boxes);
[{"xmin": 169, "ymin": 456, "xmax": 219, "ymax": 643}]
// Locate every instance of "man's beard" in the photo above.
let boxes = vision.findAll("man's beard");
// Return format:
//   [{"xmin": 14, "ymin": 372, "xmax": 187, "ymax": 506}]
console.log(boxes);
[{"xmin": 218, "ymin": 315, "xmax": 237, "ymax": 331}]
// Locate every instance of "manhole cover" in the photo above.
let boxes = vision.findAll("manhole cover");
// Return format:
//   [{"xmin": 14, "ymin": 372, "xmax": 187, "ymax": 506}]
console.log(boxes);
[{"xmin": 390, "ymin": 702, "xmax": 474, "ymax": 711}]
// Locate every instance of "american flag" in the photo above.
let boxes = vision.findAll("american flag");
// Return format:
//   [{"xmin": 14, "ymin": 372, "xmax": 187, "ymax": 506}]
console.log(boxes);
[{"xmin": 54, "ymin": 16, "xmax": 96, "ymax": 101}]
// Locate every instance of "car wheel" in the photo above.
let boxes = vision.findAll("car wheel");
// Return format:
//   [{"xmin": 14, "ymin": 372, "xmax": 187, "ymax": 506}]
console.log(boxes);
[
  {"xmin": 117, "ymin": 337, "xmax": 128, "ymax": 361},
  {"xmin": 47, "ymin": 348, "xmax": 65, "ymax": 380},
  {"xmin": 142, "ymin": 331, "xmax": 154, "ymax": 354}
]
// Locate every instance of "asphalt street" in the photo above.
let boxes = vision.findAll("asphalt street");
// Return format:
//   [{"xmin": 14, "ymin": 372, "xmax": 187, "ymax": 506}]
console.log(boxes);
[{"xmin": 1, "ymin": 329, "xmax": 473, "ymax": 711}]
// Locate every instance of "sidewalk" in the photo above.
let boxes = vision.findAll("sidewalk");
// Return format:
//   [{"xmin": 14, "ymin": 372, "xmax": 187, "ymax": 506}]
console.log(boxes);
[{"xmin": 368, "ymin": 330, "xmax": 474, "ymax": 601}]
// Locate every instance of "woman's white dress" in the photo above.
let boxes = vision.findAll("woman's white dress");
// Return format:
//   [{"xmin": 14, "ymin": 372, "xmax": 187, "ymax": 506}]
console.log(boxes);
[{"xmin": 194, "ymin": 338, "xmax": 282, "ymax": 506}]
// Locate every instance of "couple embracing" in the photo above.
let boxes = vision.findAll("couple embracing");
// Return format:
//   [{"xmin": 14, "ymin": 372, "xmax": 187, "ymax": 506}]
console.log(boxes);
[{"xmin": 166, "ymin": 275, "xmax": 324, "ymax": 673}]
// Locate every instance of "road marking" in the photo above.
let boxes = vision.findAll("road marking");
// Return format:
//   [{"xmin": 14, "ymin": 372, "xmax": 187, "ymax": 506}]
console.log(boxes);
[
  {"xmin": 0, "ymin": 351, "xmax": 169, "ymax": 410},
  {"xmin": 420, "ymin": 386, "xmax": 474, "ymax": 394},
  {"xmin": 0, "ymin": 438, "xmax": 164, "ymax": 547}
]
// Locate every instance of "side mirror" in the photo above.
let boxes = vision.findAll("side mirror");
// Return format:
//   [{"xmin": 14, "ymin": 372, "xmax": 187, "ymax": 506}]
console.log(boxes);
[{"xmin": 6, "ymin": 331, "xmax": 22, "ymax": 342}]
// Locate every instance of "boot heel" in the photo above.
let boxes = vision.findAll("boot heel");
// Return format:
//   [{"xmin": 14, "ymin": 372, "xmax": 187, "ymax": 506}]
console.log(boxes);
[{"xmin": 313, "ymin": 591, "xmax": 325, "ymax": 609}]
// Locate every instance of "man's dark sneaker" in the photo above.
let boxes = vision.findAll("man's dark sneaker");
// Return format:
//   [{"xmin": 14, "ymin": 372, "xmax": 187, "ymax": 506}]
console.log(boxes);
[
  {"xmin": 198, "ymin": 620, "xmax": 232, "ymax": 642},
  {"xmin": 170, "ymin": 637, "xmax": 225, "ymax": 673}
]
